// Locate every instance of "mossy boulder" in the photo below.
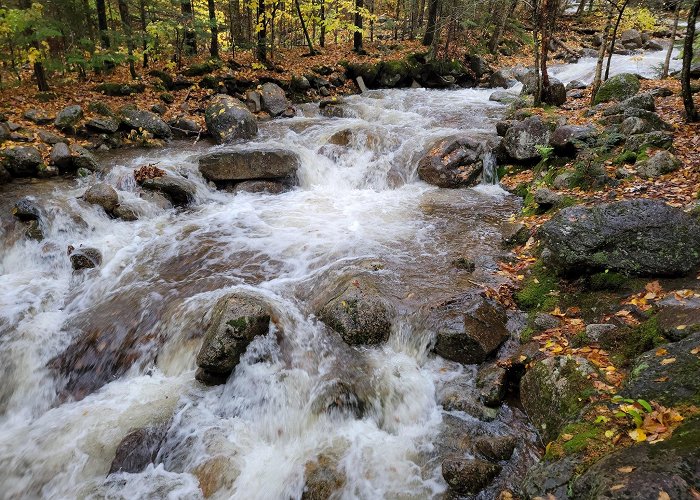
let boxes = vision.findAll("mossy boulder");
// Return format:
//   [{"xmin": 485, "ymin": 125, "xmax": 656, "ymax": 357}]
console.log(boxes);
[
  {"xmin": 539, "ymin": 199, "xmax": 700, "ymax": 277},
  {"xmin": 120, "ymin": 108, "xmax": 172, "ymax": 139},
  {"xmin": 625, "ymin": 131, "xmax": 673, "ymax": 152},
  {"xmin": 502, "ymin": 116, "xmax": 552, "ymax": 161},
  {"xmin": 636, "ymin": 150, "xmax": 681, "ymax": 178},
  {"xmin": 441, "ymin": 457, "xmax": 501, "ymax": 495},
  {"xmin": 593, "ymin": 73, "xmax": 640, "ymax": 104},
  {"xmin": 520, "ymin": 356, "xmax": 598, "ymax": 442},
  {"xmin": 204, "ymin": 94, "xmax": 258, "ymax": 144},
  {"xmin": 54, "ymin": 104, "xmax": 83, "ymax": 131},
  {"xmin": 183, "ymin": 60, "xmax": 221, "ymax": 77}
]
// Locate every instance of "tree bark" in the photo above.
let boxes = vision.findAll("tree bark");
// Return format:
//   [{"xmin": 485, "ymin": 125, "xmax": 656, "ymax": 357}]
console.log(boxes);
[
  {"xmin": 590, "ymin": 2, "xmax": 613, "ymax": 105},
  {"xmin": 661, "ymin": 1, "xmax": 680, "ymax": 79},
  {"xmin": 422, "ymin": 0, "xmax": 439, "ymax": 46},
  {"xmin": 208, "ymin": 0, "xmax": 219, "ymax": 57},
  {"xmin": 96, "ymin": 0, "xmax": 110, "ymax": 48},
  {"xmin": 353, "ymin": 0, "xmax": 363, "ymax": 52},
  {"xmin": 681, "ymin": 0, "xmax": 700, "ymax": 121},
  {"xmin": 256, "ymin": 0, "xmax": 267, "ymax": 62},
  {"xmin": 139, "ymin": 0, "xmax": 149, "ymax": 67},
  {"xmin": 294, "ymin": 0, "xmax": 316, "ymax": 54},
  {"xmin": 18, "ymin": 0, "xmax": 50, "ymax": 90},
  {"xmin": 488, "ymin": 0, "xmax": 517, "ymax": 54},
  {"xmin": 117, "ymin": 0, "xmax": 137, "ymax": 78},
  {"xmin": 604, "ymin": 0, "xmax": 629, "ymax": 80},
  {"xmin": 319, "ymin": 0, "xmax": 325, "ymax": 47},
  {"xmin": 181, "ymin": 0, "xmax": 197, "ymax": 55}
]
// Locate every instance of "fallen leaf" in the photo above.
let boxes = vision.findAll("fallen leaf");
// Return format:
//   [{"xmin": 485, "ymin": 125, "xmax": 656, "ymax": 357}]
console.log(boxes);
[
  {"xmin": 628, "ymin": 428, "xmax": 646, "ymax": 442},
  {"xmin": 660, "ymin": 358, "xmax": 676, "ymax": 365},
  {"xmin": 658, "ymin": 491, "xmax": 671, "ymax": 500},
  {"xmin": 561, "ymin": 433, "xmax": 574, "ymax": 441},
  {"xmin": 655, "ymin": 348, "xmax": 668, "ymax": 356},
  {"xmin": 611, "ymin": 484, "xmax": 626, "ymax": 491},
  {"xmin": 617, "ymin": 466, "xmax": 635, "ymax": 473}
]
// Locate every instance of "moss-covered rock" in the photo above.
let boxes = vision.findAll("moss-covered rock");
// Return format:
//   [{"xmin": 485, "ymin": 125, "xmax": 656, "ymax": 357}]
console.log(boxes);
[{"xmin": 593, "ymin": 73, "xmax": 640, "ymax": 104}]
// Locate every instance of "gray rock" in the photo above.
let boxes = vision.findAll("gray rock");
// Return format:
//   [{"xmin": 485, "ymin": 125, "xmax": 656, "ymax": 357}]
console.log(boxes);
[
  {"xmin": 623, "ymin": 107, "xmax": 671, "ymax": 131},
  {"xmin": 205, "ymin": 94, "xmax": 258, "ymax": 144},
  {"xmin": 488, "ymin": 69, "xmax": 517, "ymax": 89},
  {"xmin": 496, "ymin": 120, "xmax": 516, "ymax": 137},
  {"xmin": 489, "ymin": 90, "xmax": 519, "ymax": 103},
  {"xmin": 54, "ymin": 105, "xmax": 84, "ymax": 131},
  {"xmin": 476, "ymin": 362, "xmax": 508, "ymax": 407},
  {"xmin": 502, "ymin": 116, "xmax": 551, "ymax": 161},
  {"xmin": 318, "ymin": 278, "xmax": 391, "ymax": 345},
  {"xmin": 619, "ymin": 116, "xmax": 653, "ymax": 136},
  {"xmin": 48, "ymin": 142, "xmax": 71, "ymax": 170},
  {"xmin": 168, "ymin": 116, "xmax": 202, "ymax": 138},
  {"xmin": 199, "ymin": 149, "xmax": 300, "ymax": 183},
  {"xmin": 84, "ymin": 183, "xmax": 119, "ymax": 214},
  {"xmin": 260, "ymin": 82, "xmax": 291, "ymax": 117},
  {"xmin": 544, "ymin": 78, "xmax": 567, "ymax": 106},
  {"xmin": 37, "ymin": 130, "xmax": 66, "ymax": 145},
  {"xmin": 109, "ymin": 423, "xmax": 169, "ymax": 474},
  {"xmin": 534, "ymin": 312, "xmax": 560, "ymax": 330},
  {"xmin": 553, "ymin": 171, "xmax": 575, "ymax": 189},
  {"xmin": 245, "ymin": 90, "xmax": 262, "ymax": 113},
  {"xmin": 195, "ymin": 293, "xmax": 271, "ymax": 384},
  {"xmin": 113, "ymin": 203, "xmax": 139, "ymax": 221},
  {"xmin": 232, "ymin": 180, "xmax": 288, "ymax": 194},
  {"xmin": 522, "ymin": 453, "xmax": 580, "ymax": 499},
  {"xmin": 585, "ymin": 323, "xmax": 617, "ymax": 342},
  {"xmin": 23, "ymin": 108, "xmax": 53, "ymax": 124},
  {"xmin": 534, "ymin": 187, "xmax": 563, "ymax": 208},
  {"xmin": 0, "ymin": 122, "xmax": 10, "ymax": 142},
  {"xmin": 69, "ymin": 247, "xmax": 103, "ymax": 270},
  {"xmin": 150, "ymin": 103, "xmax": 166, "ymax": 115},
  {"xmin": 441, "ymin": 457, "xmax": 501, "ymax": 495},
  {"xmin": 540, "ymin": 199, "xmax": 700, "ymax": 276},
  {"xmin": 0, "ymin": 146, "xmax": 43, "ymax": 177},
  {"xmin": 12, "ymin": 197, "xmax": 43, "ymax": 221},
  {"xmin": 429, "ymin": 291, "xmax": 509, "ymax": 365},
  {"xmin": 120, "ymin": 108, "xmax": 172, "ymax": 139},
  {"xmin": 625, "ymin": 131, "xmax": 673, "ymax": 152},
  {"xmin": 656, "ymin": 295, "xmax": 700, "ymax": 341},
  {"xmin": 645, "ymin": 39, "xmax": 664, "ymax": 51},
  {"xmin": 139, "ymin": 174, "xmax": 197, "ymax": 206},
  {"xmin": 593, "ymin": 73, "xmax": 640, "ymax": 104},
  {"xmin": 520, "ymin": 356, "xmax": 598, "ymax": 442},
  {"xmin": 86, "ymin": 117, "xmax": 120, "ymax": 134},
  {"xmin": 565, "ymin": 80, "xmax": 587, "ymax": 91},
  {"xmin": 603, "ymin": 92, "xmax": 656, "ymax": 116},
  {"xmin": 69, "ymin": 144, "xmax": 100, "ymax": 172},
  {"xmin": 474, "ymin": 435, "xmax": 516, "ymax": 462},
  {"xmin": 636, "ymin": 150, "xmax": 681, "ymax": 178},
  {"xmin": 549, "ymin": 124, "xmax": 596, "ymax": 152},
  {"xmin": 417, "ymin": 137, "xmax": 483, "ymax": 188},
  {"xmin": 620, "ymin": 28, "xmax": 643, "ymax": 49}
]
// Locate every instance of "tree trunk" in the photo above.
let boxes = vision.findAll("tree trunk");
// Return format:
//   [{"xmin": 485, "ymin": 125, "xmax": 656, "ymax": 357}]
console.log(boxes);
[
  {"xmin": 533, "ymin": 0, "xmax": 542, "ymax": 106},
  {"xmin": 422, "ymin": 0, "xmax": 438, "ymax": 46},
  {"xmin": 605, "ymin": 0, "xmax": 628, "ymax": 80},
  {"xmin": 139, "ymin": 0, "xmax": 149, "ymax": 67},
  {"xmin": 18, "ymin": 0, "xmax": 50, "ymax": 90},
  {"xmin": 575, "ymin": 0, "xmax": 586, "ymax": 16},
  {"xmin": 488, "ymin": 0, "xmax": 517, "ymax": 54},
  {"xmin": 294, "ymin": 0, "xmax": 316, "ymax": 54},
  {"xmin": 182, "ymin": 0, "xmax": 197, "ymax": 55},
  {"xmin": 681, "ymin": 0, "xmax": 700, "ymax": 121},
  {"xmin": 319, "ymin": 0, "xmax": 325, "ymax": 47},
  {"xmin": 82, "ymin": 0, "xmax": 96, "ymax": 42},
  {"xmin": 354, "ymin": 0, "xmax": 363, "ymax": 52},
  {"xmin": 117, "ymin": 0, "xmax": 137, "ymax": 78},
  {"xmin": 662, "ymin": 1, "xmax": 680, "ymax": 79},
  {"xmin": 256, "ymin": 0, "xmax": 267, "ymax": 62},
  {"xmin": 208, "ymin": 0, "xmax": 219, "ymax": 57},
  {"xmin": 590, "ymin": 2, "xmax": 613, "ymax": 105},
  {"xmin": 96, "ymin": 0, "xmax": 110, "ymax": 48}
]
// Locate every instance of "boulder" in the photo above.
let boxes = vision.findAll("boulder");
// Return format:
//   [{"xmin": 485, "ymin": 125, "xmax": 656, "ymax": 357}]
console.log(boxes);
[
  {"xmin": 38, "ymin": 130, "xmax": 66, "ymax": 145},
  {"xmin": 622, "ymin": 107, "xmax": 671, "ymax": 131},
  {"xmin": 94, "ymin": 82, "xmax": 145, "ymax": 96},
  {"xmin": 49, "ymin": 143, "xmax": 70, "ymax": 169},
  {"xmin": 0, "ymin": 122, "xmax": 10, "ymax": 142},
  {"xmin": 317, "ymin": 278, "xmax": 391, "ymax": 346},
  {"xmin": 534, "ymin": 187, "xmax": 563, "ymax": 209},
  {"xmin": 543, "ymin": 78, "xmax": 567, "ymax": 106},
  {"xmin": 593, "ymin": 73, "xmax": 640, "ymax": 104},
  {"xmin": 619, "ymin": 116, "xmax": 653, "ymax": 136},
  {"xmin": 70, "ymin": 144, "xmax": 100, "ymax": 172},
  {"xmin": 120, "ymin": 108, "xmax": 172, "ymax": 139},
  {"xmin": 656, "ymin": 295, "xmax": 700, "ymax": 341},
  {"xmin": 476, "ymin": 362, "xmax": 508, "ymax": 407},
  {"xmin": 441, "ymin": 457, "xmax": 501, "ymax": 495},
  {"xmin": 474, "ymin": 435, "xmax": 517, "ymax": 462},
  {"xmin": 69, "ymin": 247, "xmax": 103, "ymax": 270},
  {"xmin": 565, "ymin": 80, "xmax": 587, "ymax": 91},
  {"xmin": 23, "ymin": 108, "xmax": 53, "ymax": 124},
  {"xmin": 520, "ymin": 356, "xmax": 597, "ymax": 442},
  {"xmin": 86, "ymin": 117, "xmax": 120, "ymax": 134},
  {"xmin": 502, "ymin": 116, "xmax": 551, "ymax": 161},
  {"xmin": 636, "ymin": 150, "xmax": 681, "ymax": 178},
  {"xmin": 466, "ymin": 55, "xmax": 492, "ymax": 78},
  {"xmin": 113, "ymin": 203, "xmax": 139, "ymax": 221},
  {"xmin": 539, "ymin": 199, "xmax": 700, "ymax": 277},
  {"xmin": 496, "ymin": 120, "xmax": 516, "ymax": 137},
  {"xmin": 12, "ymin": 197, "xmax": 43, "ymax": 222},
  {"xmin": 620, "ymin": 28, "xmax": 643, "ymax": 49},
  {"xmin": 585, "ymin": 323, "xmax": 617, "ymax": 342},
  {"xmin": 417, "ymin": 137, "xmax": 484, "ymax": 188},
  {"xmin": 232, "ymin": 180, "xmax": 288, "ymax": 194},
  {"xmin": 573, "ymin": 418, "xmax": 700, "ymax": 499},
  {"xmin": 429, "ymin": 291, "xmax": 509, "ymax": 365},
  {"xmin": 199, "ymin": 149, "xmax": 299, "ymax": 183},
  {"xmin": 83, "ymin": 183, "xmax": 119, "ymax": 214},
  {"xmin": 622, "ymin": 332, "xmax": 700, "ymax": 406},
  {"xmin": 168, "ymin": 116, "xmax": 202, "ymax": 138},
  {"xmin": 54, "ymin": 105, "xmax": 84, "ymax": 131},
  {"xmin": 109, "ymin": 423, "xmax": 168, "ymax": 474},
  {"xmin": 195, "ymin": 293, "xmax": 271, "ymax": 384},
  {"xmin": 302, "ymin": 454, "xmax": 346, "ymax": 500},
  {"xmin": 625, "ymin": 131, "xmax": 673, "ymax": 152},
  {"xmin": 549, "ymin": 124, "xmax": 596, "ymax": 152},
  {"xmin": 489, "ymin": 69, "xmax": 517, "ymax": 89},
  {"xmin": 205, "ymin": 94, "xmax": 258, "ymax": 144},
  {"xmin": 603, "ymin": 92, "xmax": 655, "ymax": 115},
  {"xmin": 138, "ymin": 174, "xmax": 197, "ymax": 206},
  {"xmin": 489, "ymin": 90, "xmax": 519, "ymax": 103},
  {"xmin": 0, "ymin": 146, "xmax": 43, "ymax": 177},
  {"xmin": 260, "ymin": 82, "xmax": 291, "ymax": 117}
]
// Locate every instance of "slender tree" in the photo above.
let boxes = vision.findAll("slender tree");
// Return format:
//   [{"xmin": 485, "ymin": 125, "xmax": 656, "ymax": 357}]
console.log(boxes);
[
  {"xmin": 590, "ymin": 2, "xmax": 614, "ymax": 105},
  {"xmin": 19, "ymin": 0, "xmax": 49, "ymax": 90},
  {"xmin": 117, "ymin": 0, "xmax": 137, "ymax": 78},
  {"xmin": 422, "ymin": 0, "xmax": 438, "ymax": 46},
  {"xmin": 139, "ymin": 0, "xmax": 149, "ymax": 67},
  {"xmin": 208, "ymin": 0, "xmax": 219, "ymax": 57},
  {"xmin": 354, "ymin": 0, "xmax": 364, "ymax": 52},
  {"xmin": 256, "ymin": 0, "xmax": 267, "ymax": 62},
  {"xmin": 182, "ymin": 0, "xmax": 197, "ymax": 55},
  {"xmin": 294, "ymin": 0, "xmax": 316, "ymax": 54},
  {"xmin": 681, "ymin": 0, "xmax": 700, "ymax": 121},
  {"xmin": 96, "ymin": 0, "xmax": 110, "ymax": 48},
  {"xmin": 604, "ymin": 0, "xmax": 631, "ymax": 80},
  {"xmin": 661, "ymin": 0, "xmax": 681, "ymax": 79}
]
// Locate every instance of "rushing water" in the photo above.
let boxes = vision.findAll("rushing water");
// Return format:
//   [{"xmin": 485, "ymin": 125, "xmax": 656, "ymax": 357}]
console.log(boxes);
[{"xmin": 0, "ymin": 50, "xmax": 676, "ymax": 499}]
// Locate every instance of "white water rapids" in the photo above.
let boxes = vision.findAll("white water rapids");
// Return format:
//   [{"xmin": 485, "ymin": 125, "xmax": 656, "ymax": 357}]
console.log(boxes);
[{"xmin": 0, "ymin": 50, "xmax": 679, "ymax": 499}]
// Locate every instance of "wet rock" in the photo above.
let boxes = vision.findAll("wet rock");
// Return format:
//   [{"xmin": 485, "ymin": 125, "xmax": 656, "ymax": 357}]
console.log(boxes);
[
  {"xmin": 318, "ymin": 278, "xmax": 391, "ymax": 345},
  {"xmin": 69, "ymin": 246, "xmax": 103, "ymax": 270},
  {"xmin": 496, "ymin": 120, "xmax": 516, "ymax": 137},
  {"xmin": 23, "ymin": 108, "xmax": 53, "ymax": 124},
  {"xmin": 522, "ymin": 453, "xmax": 580, "ymax": 499},
  {"xmin": 86, "ymin": 117, "xmax": 120, "ymax": 134},
  {"xmin": 645, "ymin": 39, "xmax": 664, "ymax": 51},
  {"xmin": 534, "ymin": 187, "xmax": 562, "ymax": 209},
  {"xmin": 94, "ymin": 82, "xmax": 146, "ymax": 96},
  {"xmin": 195, "ymin": 293, "xmax": 271, "ymax": 384},
  {"xmin": 232, "ymin": 180, "xmax": 288, "ymax": 194},
  {"xmin": 70, "ymin": 144, "xmax": 100, "ymax": 172},
  {"xmin": 310, "ymin": 377, "xmax": 371, "ymax": 418},
  {"xmin": 139, "ymin": 174, "xmax": 197, "ymax": 206},
  {"xmin": 442, "ymin": 457, "xmax": 501, "ymax": 495},
  {"xmin": 534, "ymin": 312, "xmax": 560, "ymax": 330},
  {"xmin": 260, "ymin": 82, "xmax": 291, "ymax": 117},
  {"xmin": 520, "ymin": 356, "xmax": 597, "ymax": 442},
  {"xmin": 113, "ymin": 203, "xmax": 139, "ymax": 221},
  {"xmin": 199, "ymin": 149, "xmax": 300, "ymax": 183},
  {"xmin": 205, "ymin": 94, "xmax": 258, "ymax": 144},
  {"xmin": 168, "ymin": 116, "xmax": 202, "ymax": 138},
  {"xmin": 585, "ymin": 323, "xmax": 617, "ymax": 342},
  {"xmin": 622, "ymin": 331, "xmax": 700, "ymax": 406},
  {"xmin": 625, "ymin": 131, "xmax": 673, "ymax": 152},
  {"xmin": 0, "ymin": 122, "xmax": 10, "ymax": 142},
  {"xmin": 474, "ymin": 435, "xmax": 517, "ymax": 462},
  {"xmin": 476, "ymin": 362, "xmax": 508, "ymax": 407},
  {"xmin": 466, "ymin": 54, "xmax": 492, "ymax": 78},
  {"xmin": 12, "ymin": 197, "xmax": 43, "ymax": 222},
  {"xmin": 489, "ymin": 68, "xmax": 517, "ymax": 89},
  {"xmin": 593, "ymin": 73, "xmax": 640, "ymax": 104},
  {"xmin": 38, "ymin": 130, "xmax": 66, "ymax": 145},
  {"xmin": 539, "ymin": 199, "xmax": 700, "ymax": 277},
  {"xmin": 120, "ymin": 108, "xmax": 172, "ymax": 139},
  {"xmin": 193, "ymin": 456, "xmax": 237, "ymax": 497},
  {"xmin": 549, "ymin": 124, "xmax": 596, "ymax": 152},
  {"xmin": 543, "ymin": 78, "xmax": 567, "ymax": 106},
  {"xmin": 656, "ymin": 295, "xmax": 700, "ymax": 341},
  {"xmin": 417, "ymin": 137, "xmax": 484, "ymax": 188},
  {"xmin": 573, "ymin": 418, "xmax": 700, "ymax": 499},
  {"xmin": 109, "ymin": 423, "xmax": 168, "ymax": 474},
  {"xmin": 604, "ymin": 91, "xmax": 655, "ymax": 115},
  {"xmin": 566, "ymin": 80, "xmax": 587, "ymax": 91},
  {"xmin": 245, "ymin": 90, "xmax": 262, "ymax": 113},
  {"xmin": 636, "ymin": 150, "xmax": 681, "ymax": 178},
  {"xmin": 83, "ymin": 183, "xmax": 119, "ymax": 214},
  {"xmin": 502, "ymin": 116, "xmax": 551, "ymax": 161},
  {"xmin": 489, "ymin": 90, "xmax": 519, "ymax": 103},
  {"xmin": 54, "ymin": 104, "xmax": 84, "ymax": 131},
  {"xmin": 0, "ymin": 146, "xmax": 44, "ymax": 177},
  {"xmin": 0, "ymin": 166, "xmax": 10, "ymax": 184},
  {"xmin": 302, "ymin": 454, "xmax": 346, "ymax": 500},
  {"xmin": 429, "ymin": 291, "xmax": 509, "ymax": 365},
  {"xmin": 291, "ymin": 75, "xmax": 311, "ymax": 91},
  {"xmin": 620, "ymin": 28, "xmax": 643, "ymax": 49}
]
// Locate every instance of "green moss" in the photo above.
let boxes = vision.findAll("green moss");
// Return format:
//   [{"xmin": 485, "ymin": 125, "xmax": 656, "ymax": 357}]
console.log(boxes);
[
  {"xmin": 544, "ymin": 422, "xmax": 608, "ymax": 460},
  {"xmin": 568, "ymin": 159, "xmax": 606, "ymax": 190},
  {"xmin": 226, "ymin": 317, "xmax": 250, "ymax": 331},
  {"xmin": 571, "ymin": 331, "xmax": 590, "ymax": 348},
  {"xmin": 586, "ymin": 271, "xmax": 628, "ymax": 291},
  {"xmin": 624, "ymin": 316, "xmax": 665, "ymax": 361},
  {"xmin": 183, "ymin": 60, "xmax": 221, "ymax": 77},
  {"xmin": 613, "ymin": 150, "xmax": 637, "ymax": 165},
  {"xmin": 516, "ymin": 262, "xmax": 560, "ymax": 311}
]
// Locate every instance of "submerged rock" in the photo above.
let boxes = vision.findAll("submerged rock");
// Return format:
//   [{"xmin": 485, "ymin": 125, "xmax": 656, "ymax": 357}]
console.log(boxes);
[
  {"xmin": 69, "ymin": 246, "xmax": 103, "ymax": 270},
  {"xmin": 442, "ymin": 457, "xmax": 501, "ymax": 495},
  {"xmin": 302, "ymin": 454, "xmax": 346, "ymax": 500},
  {"xmin": 539, "ymin": 199, "xmax": 700, "ymax": 277},
  {"xmin": 83, "ymin": 183, "xmax": 119, "ymax": 214},
  {"xmin": 198, "ymin": 149, "xmax": 299, "ymax": 183},
  {"xmin": 69, "ymin": 144, "xmax": 100, "ymax": 172},
  {"xmin": 195, "ymin": 293, "xmax": 271, "ymax": 384},
  {"xmin": 138, "ymin": 174, "xmax": 197, "ymax": 206},
  {"xmin": 417, "ymin": 137, "xmax": 484, "ymax": 188},
  {"xmin": 109, "ymin": 423, "xmax": 169, "ymax": 474},
  {"xmin": 205, "ymin": 94, "xmax": 258, "ymax": 144}
]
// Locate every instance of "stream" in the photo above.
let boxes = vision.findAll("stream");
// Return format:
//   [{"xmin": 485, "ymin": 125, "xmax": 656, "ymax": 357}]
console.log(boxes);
[{"xmin": 0, "ymin": 49, "xmax": 680, "ymax": 499}]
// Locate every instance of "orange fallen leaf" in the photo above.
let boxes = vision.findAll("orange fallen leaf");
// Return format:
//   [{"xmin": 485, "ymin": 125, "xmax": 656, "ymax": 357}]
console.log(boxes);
[
  {"xmin": 660, "ymin": 358, "xmax": 676, "ymax": 365},
  {"xmin": 655, "ymin": 348, "xmax": 668, "ymax": 356},
  {"xmin": 617, "ymin": 466, "xmax": 635, "ymax": 473}
]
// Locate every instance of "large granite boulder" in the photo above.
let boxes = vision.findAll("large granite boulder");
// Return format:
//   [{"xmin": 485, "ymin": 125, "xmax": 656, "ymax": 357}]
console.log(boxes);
[
  {"xmin": 120, "ymin": 108, "xmax": 172, "ymax": 139},
  {"xmin": 260, "ymin": 82, "xmax": 291, "ymax": 117},
  {"xmin": 417, "ymin": 137, "xmax": 484, "ymax": 188},
  {"xmin": 0, "ymin": 146, "xmax": 44, "ymax": 177},
  {"xmin": 593, "ymin": 73, "xmax": 640, "ymax": 104},
  {"xmin": 198, "ymin": 149, "xmax": 299, "ymax": 183},
  {"xmin": 205, "ymin": 94, "xmax": 258, "ymax": 144},
  {"xmin": 502, "ymin": 116, "xmax": 551, "ymax": 161}
]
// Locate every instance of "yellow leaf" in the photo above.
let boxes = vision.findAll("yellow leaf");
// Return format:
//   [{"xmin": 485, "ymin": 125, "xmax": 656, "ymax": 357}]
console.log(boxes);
[
  {"xmin": 660, "ymin": 358, "xmax": 676, "ymax": 365},
  {"xmin": 658, "ymin": 491, "xmax": 671, "ymax": 500},
  {"xmin": 628, "ymin": 429, "xmax": 647, "ymax": 442},
  {"xmin": 561, "ymin": 433, "xmax": 574, "ymax": 441},
  {"xmin": 691, "ymin": 346, "xmax": 700, "ymax": 355},
  {"xmin": 611, "ymin": 484, "xmax": 626, "ymax": 491},
  {"xmin": 617, "ymin": 466, "xmax": 635, "ymax": 473},
  {"xmin": 676, "ymin": 325, "xmax": 687, "ymax": 330},
  {"xmin": 605, "ymin": 430, "xmax": 615, "ymax": 438},
  {"xmin": 655, "ymin": 348, "xmax": 668, "ymax": 356}
]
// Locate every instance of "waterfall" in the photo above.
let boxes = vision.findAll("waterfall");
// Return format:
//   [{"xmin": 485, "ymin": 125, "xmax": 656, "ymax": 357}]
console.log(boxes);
[{"xmin": 481, "ymin": 151, "xmax": 499, "ymax": 185}]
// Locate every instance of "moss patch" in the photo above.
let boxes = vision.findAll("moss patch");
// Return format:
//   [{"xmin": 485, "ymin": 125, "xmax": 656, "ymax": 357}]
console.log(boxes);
[{"xmin": 516, "ymin": 262, "xmax": 560, "ymax": 311}]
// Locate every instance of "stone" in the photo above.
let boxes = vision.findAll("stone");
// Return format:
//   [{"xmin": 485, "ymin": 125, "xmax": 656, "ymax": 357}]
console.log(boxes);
[
  {"xmin": 534, "ymin": 312, "xmax": 560, "ymax": 330},
  {"xmin": 291, "ymin": 75, "xmax": 311, "ymax": 91},
  {"xmin": 585, "ymin": 323, "xmax": 617, "ymax": 342},
  {"xmin": 195, "ymin": 293, "xmax": 271, "ymax": 384},
  {"xmin": 138, "ymin": 174, "xmax": 197, "ymax": 206},
  {"xmin": 476, "ymin": 362, "xmax": 508, "ymax": 407},
  {"xmin": 204, "ymin": 94, "xmax": 258, "ymax": 144},
  {"xmin": 120, "ymin": 108, "xmax": 172, "ymax": 139},
  {"xmin": 496, "ymin": 120, "xmax": 516, "ymax": 137},
  {"xmin": 54, "ymin": 105, "xmax": 84, "ymax": 131},
  {"xmin": 23, "ymin": 108, "xmax": 53, "ymax": 124},
  {"xmin": 86, "ymin": 117, "xmax": 120, "ymax": 134},
  {"xmin": 565, "ymin": 80, "xmax": 587, "ymax": 90},
  {"xmin": 150, "ymin": 103, "xmax": 167, "ymax": 115},
  {"xmin": 553, "ymin": 171, "xmax": 575, "ymax": 189},
  {"xmin": 441, "ymin": 457, "xmax": 501, "ymax": 495},
  {"xmin": 466, "ymin": 54, "xmax": 492, "ymax": 78},
  {"xmin": 620, "ymin": 28, "xmax": 643, "ymax": 49},
  {"xmin": 232, "ymin": 180, "xmax": 288, "ymax": 194},
  {"xmin": 0, "ymin": 122, "xmax": 9, "ymax": 142},
  {"xmin": 619, "ymin": 116, "xmax": 653, "ymax": 136},
  {"xmin": 245, "ymin": 90, "xmax": 262, "ymax": 113},
  {"xmin": 522, "ymin": 453, "xmax": 581, "ymax": 499},
  {"xmin": 534, "ymin": 187, "xmax": 563, "ymax": 209},
  {"xmin": 417, "ymin": 137, "xmax": 484, "ymax": 188},
  {"xmin": 429, "ymin": 291, "xmax": 509, "ymax": 365},
  {"xmin": 656, "ymin": 295, "xmax": 700, "ymax": 341},
  {"xmin": 549, "ymin": 125, "xmax": 596, "ymax": 152},
  {"xmin": 623, "ymin": 108, "xmax": 671, "ymax": 132},
  {"xmin": 199, "ymin": 149, "xmax": 300, "ymax": 183},
  {"xmin": 94, "ymin": 82, "xmax": 146, "ymax": 96},
  {"xmin": 113, "ymin": 203, "xmax": 139, "ymax": 221},
  {"xmin": 502, "ymin": 116, "xmax": 551, "ymax": 161},
  {"xmin": 636, "ymin": 150, "xmax": 681, "ymax": 178},
  {"xmin": 12, "ymin": 197, "xmax": 43, "ymax": 221},
  {"xmin": 302, "ymin": 454, "xmax": 346, "ymax": 500},
  {"xmin": 317, "ymin": 278, "xmax": 391, "ymax": 346},
  {"xmin": 488, "ymin": 68, "xmax": 517, "ymax": 89},
  {"xmin": 625, "ymin": 131, "xmax": 673, "ymax": 152},
  {"xmin": 593, "ymin": 73, "xmax": 640, "ymax": 104},
  {"xmin": 0, "ymin": 146, "xmax": 43, "ymax": 177},
  {"xmin": 489, "ymin": 90, "xmax": 519, "ymax": 103},
  {"xmin": 474, "ymin": 435, "xmax": 517, "ymax": 462},
  {"xmin": 69, "ymin": 247, "xmax": 103, "ymax": 270},
  {"xmin": 83, "ymin": 183, "xmax": 119, "ymax": 214},
  {"xmin": 543, "ymin": 78, "xmax": 567, "ymax": 106},
  {"xmin": 539, "ymin": 199, "xmax": 700, "ymax": 277},
  {"xmin": 37, "ymin": 130, "xmax": 66, "ymax": 145},
  {"xmin": 622, "ymin": 331, "xmax": 700, "ymax": 406},
  {"xmin": 70, "ymin": 144, "xmax": 100, "ymax": 172},
  {"xmin": 520, "ymin": 356, "xmax": 597, "ymax": 442},
  {"xmin": 604, "ymin": 92, "xmax": 656, "ymax": 115},
  {"xmin": 260, "ymin": 82, "xmax": 291, "ymax": 117},
  {"xmin": 168, "ymin": 116, "xmax": 202, "ymax": 138},
  {"xmin": 109, "ymin": 423, "xmax": 168, "ymax": 474}
]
